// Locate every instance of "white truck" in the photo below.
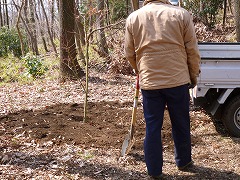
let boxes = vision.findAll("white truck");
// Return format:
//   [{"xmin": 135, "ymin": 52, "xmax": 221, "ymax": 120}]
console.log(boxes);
[{"xmin": 192, "ymin": 43, "xmax": 240, "ymax": 137}]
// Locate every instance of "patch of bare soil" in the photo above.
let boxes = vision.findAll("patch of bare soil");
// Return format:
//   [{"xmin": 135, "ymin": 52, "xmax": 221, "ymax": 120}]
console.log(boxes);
[{"xmin": 0, "ymin": 72, "xmax": 240, "ymax": 179}]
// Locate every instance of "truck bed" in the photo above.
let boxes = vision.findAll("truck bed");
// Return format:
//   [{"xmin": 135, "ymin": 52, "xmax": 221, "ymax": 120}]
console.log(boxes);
[
  {"xmin": 197, "ymin": 43, "xmax": 240, "ymax": 91},
  {"xmin": 199, "ymin": 43, "xmax": 240, "ymax": 59}
]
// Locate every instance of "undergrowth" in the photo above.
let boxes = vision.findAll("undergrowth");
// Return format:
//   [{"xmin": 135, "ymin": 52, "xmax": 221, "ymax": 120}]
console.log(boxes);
[
  {"xmin": 0, "ymin": 53, "xmax": 59, "ymax": 86},
  {"xmin": 0, "ymin": 55, "xmax": 27, "ymax": 85}
]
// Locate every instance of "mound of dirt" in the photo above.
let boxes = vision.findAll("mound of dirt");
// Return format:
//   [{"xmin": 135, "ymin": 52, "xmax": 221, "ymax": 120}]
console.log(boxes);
[{"xmin": 1, "ymin": 94, "xmax": 182, "ymax": 153}]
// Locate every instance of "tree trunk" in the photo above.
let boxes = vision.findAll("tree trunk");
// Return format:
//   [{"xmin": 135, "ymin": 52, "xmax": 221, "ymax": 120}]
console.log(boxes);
[
  {"xmin": 50, "ymin": 0, "xmax": 55, "ymax": 39},
  {"xmin": 96, "ymin": 0, "xmax": 109, "ymax": 58},
  {"xmin": 223, "ymin": 0, "xmax": 227, "ymax": 27},
  {"xmin": 13, "ymin": 0, "xmax": 35, "ymax": 54},
  {"xmin": 88, "ymin": 0, "xmax": 94, "ymax": 41},
  {"xmin": 39, "ymin": 0, "xmax": 57, "ymax": 55},
  {"xmin": 29, "ymin": 0, "xmax": 39, "ymax": 55},
  {"xmin": 4, "ymin": 0, "xmax": 9, "ymax": 28},
  {"xmin": 234, "ymin": 0, "xmax": 240, "ymax": 41},
  {"xmin": 0, "ymin": 0, "xmax": 3, "ymax": 27},
  {"xmin": 75, "ymin": 7, "xmax": 85, "ymax": 63},
  {"xmin": 59, "ymin": 0, "xmax": 84, "ymax": 80},
  {"xmin": 75, "ymin": 6, "xmax": 85, "ymax": 46},
  {"xmin": 23, "ymin": 0, "xmax": 29, "ymax": 24},
  {"xmin": 34, "ymin": 0, "xmax": 49, "ymax": 53},
  {"xmin": 131, "ymin": 0, "xmax": 139, "ymax": 11},
  {"xmin": 200, "ymin": 0, "xmax": 208, "ymax": 26},
  {"xmin": 15, "ymin": 0, "xmax": 25, "ymax": 56},
  {"xmin": 75, "ymin": 25, "xmax": 85, "ymax": 64}
]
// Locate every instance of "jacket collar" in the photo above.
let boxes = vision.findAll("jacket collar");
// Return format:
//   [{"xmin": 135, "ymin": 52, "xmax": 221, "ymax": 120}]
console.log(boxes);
[{"xmin": 143, "ymin": 0, "xmax": 170, "ymax": 6}]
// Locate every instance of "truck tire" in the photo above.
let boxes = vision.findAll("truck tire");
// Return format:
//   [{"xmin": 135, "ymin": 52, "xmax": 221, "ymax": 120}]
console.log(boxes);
[{"xmin": 223, "ymin": 96, "xmax": 240, "ymax": 137}]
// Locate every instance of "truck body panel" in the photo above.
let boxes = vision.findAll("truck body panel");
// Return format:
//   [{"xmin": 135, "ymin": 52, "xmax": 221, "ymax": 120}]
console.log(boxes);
[
  {"xmin": 197, "ymin": 43, "xmax": 240, "ymax": 89},
  {"xmin": 193, "ymin": 43, "xmax": 240, "ymax": 137}
]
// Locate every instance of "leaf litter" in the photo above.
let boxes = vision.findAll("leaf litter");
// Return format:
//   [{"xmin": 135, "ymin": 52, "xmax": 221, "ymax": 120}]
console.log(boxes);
[{"xmin": 0, "ymin": 71, "xmax": 239, "ymax": 180}]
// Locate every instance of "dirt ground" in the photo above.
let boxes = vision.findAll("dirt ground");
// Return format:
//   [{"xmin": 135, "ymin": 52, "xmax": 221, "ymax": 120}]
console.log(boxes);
[{"xmin": 0, "ymin": 72, "xmax": 240, "ymax": 179}]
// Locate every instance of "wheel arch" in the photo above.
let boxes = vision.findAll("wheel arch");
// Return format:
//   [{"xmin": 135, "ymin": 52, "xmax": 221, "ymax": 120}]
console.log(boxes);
[{"xmin": 221, "ymin": 90, "xmax": 240, "ymax": 137}]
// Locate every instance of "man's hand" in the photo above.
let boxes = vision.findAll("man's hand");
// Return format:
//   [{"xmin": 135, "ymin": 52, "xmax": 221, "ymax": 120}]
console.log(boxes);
[
  {"xmin": 189, "ymin": 77, "xmax": 197, "ymax": 89},
  {"xmin": 188, "ymin": 83, "xmax": 196, "ymax": 89}
]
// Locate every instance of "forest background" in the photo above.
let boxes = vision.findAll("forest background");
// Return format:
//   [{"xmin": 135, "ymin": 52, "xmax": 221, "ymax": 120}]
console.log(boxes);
[{"xmin": 0, "ymin": 0, "xmax": 240, "ymax": 84}]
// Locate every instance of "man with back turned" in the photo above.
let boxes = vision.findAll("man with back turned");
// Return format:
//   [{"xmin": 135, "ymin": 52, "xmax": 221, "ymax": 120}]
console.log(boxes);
[{"xmin": 124, "ymin": 0, "xmax": 200, "ymax": 179}]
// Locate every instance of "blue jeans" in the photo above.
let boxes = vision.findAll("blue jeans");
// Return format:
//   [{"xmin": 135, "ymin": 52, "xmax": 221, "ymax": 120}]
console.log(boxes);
[{"xmin": 141, "ymin": 84, "xmax": 191, "ymax": 176}]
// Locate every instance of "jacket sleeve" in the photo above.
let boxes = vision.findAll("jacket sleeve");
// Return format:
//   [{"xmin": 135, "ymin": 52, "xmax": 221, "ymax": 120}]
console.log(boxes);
[
  {"xmin": 183, "ymin": 12, "xmax": 200, "ymax": 85},
  {"xmin": 124, "ymin": 18, "xmax": 138, "ymax": 71}
]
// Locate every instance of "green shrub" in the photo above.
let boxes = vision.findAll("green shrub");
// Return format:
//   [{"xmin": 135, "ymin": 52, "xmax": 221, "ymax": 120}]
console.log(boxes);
[
  {"xmin": 0, "ymin": 56, "xmax": 24, "ymax": 83},
  {"xmin": 21, "ymin": 53, "xmax": 48, "ymax": 78},
  {"xmin": 184, "ymin": 0, "xmax": 223, "ymax": 28},
  {"xmin": 0, "ymin": 27, "xmax": 28, "ymax": 57},
  {"xmin": 109, "ymin": 0, "xmax": 128, "ymax": 22}
]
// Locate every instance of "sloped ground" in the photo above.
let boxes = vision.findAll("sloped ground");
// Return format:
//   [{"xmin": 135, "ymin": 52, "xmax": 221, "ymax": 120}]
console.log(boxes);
[{"xmin": 0, "ymin": 72, "xmax": 240, "ymax": 179}]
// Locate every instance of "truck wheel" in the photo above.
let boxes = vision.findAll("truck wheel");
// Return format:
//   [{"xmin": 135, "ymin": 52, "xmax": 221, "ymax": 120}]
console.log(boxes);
[{"xmin": 223, "ymin": 96, "xmax": 240, "ymax": 137}]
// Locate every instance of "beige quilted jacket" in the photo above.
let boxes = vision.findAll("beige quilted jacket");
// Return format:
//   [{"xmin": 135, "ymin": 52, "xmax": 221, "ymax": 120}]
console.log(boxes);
[{"xmin": 124, "ymin": 0, "xmax": 200, "ymax": 90}]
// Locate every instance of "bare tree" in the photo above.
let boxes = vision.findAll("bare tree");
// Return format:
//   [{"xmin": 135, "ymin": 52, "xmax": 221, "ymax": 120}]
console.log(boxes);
[
  {"xmin": 39, "ymin": 0, "xmax": 57, "ymax": 55},
  {"xmin": 29, "ymin": 0, "xmax": 39, "ymax": 55},
  {"xmin": 13, "ymin": 0, "xmax": 38, "ymax": 55},
  {"xmin": 4, "ymin": 0, "xmax": 9, "ymax": 27},
  {"xmin": 0, "ymin": 0, "xmax": 10, "ymax": 28},
  {"xmin": 0, "ymin": 0, "xmax": 3, "ymax": 27},
  {"xmin": 49, "ymin": 0, "xmax": 56, "ymax": 39},
  {"xmin": 34, "ymin": 3, "xmax": 49, "ymax": 53},
  {"xmin": 96, "ymin": 0, "xmax": 109, "ymax": 58},
  {"xmin": 15, "ymin": 0, "xmax": 25, "ymax": 56},
  {"xmin": 23, "ymin": 0, "xmax": 29, "ymax": 24},
  {"xmin": 59, "ymin": 0, "xmax": 84, "ymax": 80}
]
